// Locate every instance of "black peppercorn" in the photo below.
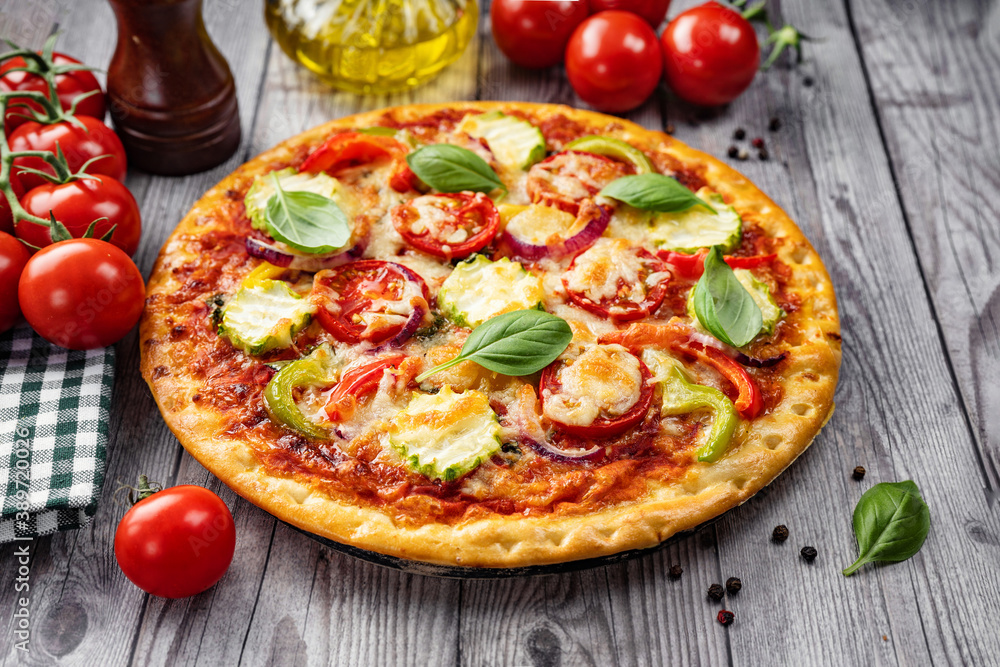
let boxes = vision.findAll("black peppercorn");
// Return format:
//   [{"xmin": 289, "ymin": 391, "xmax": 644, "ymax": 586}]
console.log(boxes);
[
  {"xmin": 725, "ymin": 577, "xmax": 742, "ymax": 594},
  {"xmin": 717, "ymin": 610, "xmax": 735, "ymax": 626},
  {"xmin": 669, "ymin": 564, "xmax": 683, "ymax": 579},
  {"xmin": 751, "ymin": 137, "xmax": 765, "ymax": 149},
  {"xmin": 758, "ymin": 148, "xmax": 769, "ymax": 161},
  {"xmin": 707, "ymin": 583, "xmax": 725, "ymax": 601},
  {"xmin": 768, "ymin": 117, "xmax": 781, "ymax": 132},
  {"xmin": 853, "ymin": 466, "xmax": 866, "ymax": 480},
  {"xmin": 727, "ymin": 145, "xmax": 739, "ymax": 158},
  {"xmin": 803, "ymin": 76, "xmax": 815, "ymax": 87},
  {"xmin": 665, "ymin": 123, "xmax": 675, "ymax": 134},
  {"xmin": 733, "ymin": 128, "xmax": 746, "ymax": 140},
  {"xmin": 801, "ymin": 546, "xmax": 818, "ymax": 562},
  {"xmin": 772, "ymin": 524, "xmax": 789, "ymax": 543}
]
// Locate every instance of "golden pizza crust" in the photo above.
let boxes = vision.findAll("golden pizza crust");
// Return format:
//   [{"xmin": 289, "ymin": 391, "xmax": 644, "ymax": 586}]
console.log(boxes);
[{"xmin": 141, "ymin": 102, "xmax": 841, "ymax": 568}]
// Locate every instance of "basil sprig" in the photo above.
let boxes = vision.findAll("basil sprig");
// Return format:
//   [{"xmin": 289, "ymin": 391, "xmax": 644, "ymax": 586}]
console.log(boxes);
[
  {"xmin": 843, "ymin": 481, "xmax": 930, "ymax": 576},
  {"xmin": 600, "ymin": 173, "xmax": 715, "ymax": 213},
  {"xmin": 416, "ymin": 310, "xmax": 572, "ymax": 382},
  {"xmin": 406, "ymin": 144, "xmax": 504, "ymax": 194},
  {"xmin": 264, "ymin": 174, "xmax": 351, "ymax": 254},
  {"xmin": 692, "ymin": 246, "xmax": 763, "ymax": 347}
]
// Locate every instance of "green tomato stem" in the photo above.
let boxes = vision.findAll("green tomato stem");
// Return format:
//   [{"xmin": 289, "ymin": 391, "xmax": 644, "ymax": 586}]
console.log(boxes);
[{"xmin": 0, "ymin": 91, "xmax": 74, "ymax": 229}]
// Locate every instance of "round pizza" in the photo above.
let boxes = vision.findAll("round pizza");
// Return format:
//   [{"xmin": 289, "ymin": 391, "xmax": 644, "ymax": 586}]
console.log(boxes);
[{"xmin": 140, "ymin": 102, "xmax": 841, "ymax": 569}]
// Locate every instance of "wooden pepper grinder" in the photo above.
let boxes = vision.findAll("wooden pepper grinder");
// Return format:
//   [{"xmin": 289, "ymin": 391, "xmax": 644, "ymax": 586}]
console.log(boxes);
[{"xmin": 106, "ymin": 0, "xmax": 241, "ymax": 175}]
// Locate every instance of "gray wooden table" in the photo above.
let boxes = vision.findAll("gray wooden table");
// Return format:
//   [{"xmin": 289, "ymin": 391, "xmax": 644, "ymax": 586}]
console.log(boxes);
[{"xmin": 2, "ymin": 0, "xmax": 998, "ymax": 664}]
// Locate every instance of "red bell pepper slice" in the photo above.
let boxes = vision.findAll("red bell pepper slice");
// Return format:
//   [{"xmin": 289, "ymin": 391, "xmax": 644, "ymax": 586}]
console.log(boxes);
[
  {"xmin": 679, "ymin": 343, "xmax": 764, "ymax": 420},
  {"xmin": 301, "ymin": 132, "xmax": 417, "ymax": 193},
  {"xmin": 601, "ymin": 321, "xmax": 763, "ymax": 420},
  {"xmin": 325, "ymin": 354, "xmax": 406, "ymax": 422}
]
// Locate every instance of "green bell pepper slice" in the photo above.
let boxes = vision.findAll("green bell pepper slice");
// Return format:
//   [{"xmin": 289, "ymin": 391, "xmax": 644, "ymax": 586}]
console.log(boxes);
[
  {"xmin": 263, "ymin": 345, "xmax": 337, "ymax": 440},
  {"xmin": 645, "ymin": 351, "xmax": 738, "ymax": 462},
  {"xmin": 563, "ymin": 135, "xmax": 655, "ymax": 174}
]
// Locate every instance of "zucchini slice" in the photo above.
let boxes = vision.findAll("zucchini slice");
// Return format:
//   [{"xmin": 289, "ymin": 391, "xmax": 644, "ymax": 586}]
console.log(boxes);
[
  {"xmin": 219, "ymin": 279, "xmax": 315, "ymax": 355},
  {"xmin": 733, "ymin": 269, "xmax": 783, "ymax": 335},
  {"xmin": 457, "ymin": 111, "xmax": 546, "ymax": 170},
  {"xmin": 647, "ymin": 188, "xmax": 742, "ymax": 253},
  {"xmin": 438, "ymin": 255, "xmax": 545, "ymax": 328},
  {"xmin": 389, "ymin": 386, "xmax": 502, "ymax": 481}
]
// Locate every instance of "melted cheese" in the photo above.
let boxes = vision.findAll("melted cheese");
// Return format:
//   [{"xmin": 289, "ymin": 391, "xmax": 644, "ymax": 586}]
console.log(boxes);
[
  {"xmin": 505, "ymin": 205, "xmax": 582, "ymax": 245},
  {"xmin": 530, "ymin": 152, "xmax": 601, "ymax": 200},
  {"xmin": 563, "ymin": 238, "xmax": 646, "ymax": 303},
  {"xmin": 542, "ymin": 344, "xmax": 642, "ymax": 426},
  {"xmin": 407, "ymin": 195, "xmax": 453, "ymax": 234},
  {"xmin": 389, "ymin": 386, "xmax": 501, "ymax": 481}
]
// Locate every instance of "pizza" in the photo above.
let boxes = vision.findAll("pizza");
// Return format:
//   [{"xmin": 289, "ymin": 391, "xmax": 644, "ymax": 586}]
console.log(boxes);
[{"xmin": 140, "ymin": 102, "xmax": 841, "ymax": 568}]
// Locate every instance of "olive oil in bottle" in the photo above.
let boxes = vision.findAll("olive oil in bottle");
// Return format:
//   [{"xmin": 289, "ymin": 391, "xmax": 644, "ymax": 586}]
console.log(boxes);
[{"xmin": 265, "ymin": 0, "xmax": 478, "ymax": 94}]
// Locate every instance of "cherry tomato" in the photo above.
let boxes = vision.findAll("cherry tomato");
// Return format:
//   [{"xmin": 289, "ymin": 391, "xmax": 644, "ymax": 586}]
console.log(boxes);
[
  {"xmin": 391, "ymin": 192, "xmax": 499, "ymax": 260},
  {"xmin": 9, "ymin": 116, "xmax": 127, "ymax": 191},
  {"xmin": 325, "ymin": 355, "xmax": 407, "ymax": 421},
  {"xmin": 526, "ymin": 151, "xmax": 631, "ymax": 214},
  {"xmin": 312, "ymin": 260, "xmax": 430, "ymax": 346},
  {"xmin": 540, "ymin": 349, "xmax": 654, "ymax": 439},
  {"xmin": 0, "ymin": 232, "xmax": 31, "ymax": 333},
  {"xmin": 565, "ymin": 11, "xmax": 663, "ymax": 113},
  {"xmin": 0, "ymin": 52, "xmax": 105, "ymax": 133},
  {"xmin": 0, "ymin": 173, "xmax": 25, "ymax": 235},
  {"xmin": 660, "ymin": 2, "xmax": 760, "ymax": 107},
  {"xmin": 588, "ymin": 0, "xmax": 670, "ymax": 27},
  {"xmin": 114, "ymin": 483, "xmax": 236, "ymax": 599},
  {"xmin": 563, "ymin": 242, "xmax": 670, "ymax": 321},
  {"xmin": 301, "ymin": 132, "xmax": 416, "ymax": 192},
  {"xmin": 18, "ymin": 239, "xmax": 145, "ymax": 350},
  {"xmin": 490, "ymin": 0, "xmax": 591, "ymax": 69},
  {"xmin": 17, "ymin": 176, "xmax": 142, "ymax": 255}
]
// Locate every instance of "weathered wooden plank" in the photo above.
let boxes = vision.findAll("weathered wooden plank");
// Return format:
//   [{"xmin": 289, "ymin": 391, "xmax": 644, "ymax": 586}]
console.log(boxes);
[
  {"xmin": 847, "ymin": 0, "xmax": 1000, "ymax": 663},
  {"xmin": 0, "ymin": 1, "xmax": 276, "ymax": 665},
  {"xmin": 657, "ymin": 0, "xmax": 1000, "ymax": 665}
]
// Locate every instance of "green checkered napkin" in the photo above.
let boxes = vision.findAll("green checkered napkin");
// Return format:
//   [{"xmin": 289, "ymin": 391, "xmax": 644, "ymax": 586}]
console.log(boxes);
[{"xmin": 0, "ymin": 324, "xmax": 114, "ymax": 543}]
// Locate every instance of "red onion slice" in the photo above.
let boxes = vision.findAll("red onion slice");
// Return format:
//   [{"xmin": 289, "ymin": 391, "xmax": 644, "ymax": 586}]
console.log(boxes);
[
  {"xmin": 523, "ymin": 436, "xmax": 604, "ymax": 463},
  {"xmin": 367, "ymin": 304, "xmax": 426, "ymax": 353},
  {"xmin": 246, "ymin": 237, "xmax": 358, "ymax": 272},
  {"xmin": 500, "ymin": 201, "xmax": 609, "ymax": 262}
]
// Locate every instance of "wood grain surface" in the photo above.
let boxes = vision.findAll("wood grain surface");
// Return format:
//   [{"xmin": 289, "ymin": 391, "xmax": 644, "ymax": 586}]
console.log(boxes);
[{"xmin": 1, "ymin": 0, "xmax": 998, "ymax": 665}]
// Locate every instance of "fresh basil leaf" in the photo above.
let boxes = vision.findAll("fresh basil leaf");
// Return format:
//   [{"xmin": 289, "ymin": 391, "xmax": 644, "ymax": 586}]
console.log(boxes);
[
  {"xmin": 843, "ymin": 480, "xmax": 930, "ymax": 576},
  {"xmin": 264, "ymin": 174, "xmax": 351, "ymax": 254},
  {"xmin": 600, "ymin": 173, "xmax": 715, "ymax": 213},
  {"xmin": 415, "ymin": 310, "xmax": 572, "ymax": 382},
  {"xmin": 406, "ymin": 144, "xmax": 504, "ymax": 194},
  {"xmin": 693, "ymin": 246, "xmax": 763, "ymax": 347}
]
